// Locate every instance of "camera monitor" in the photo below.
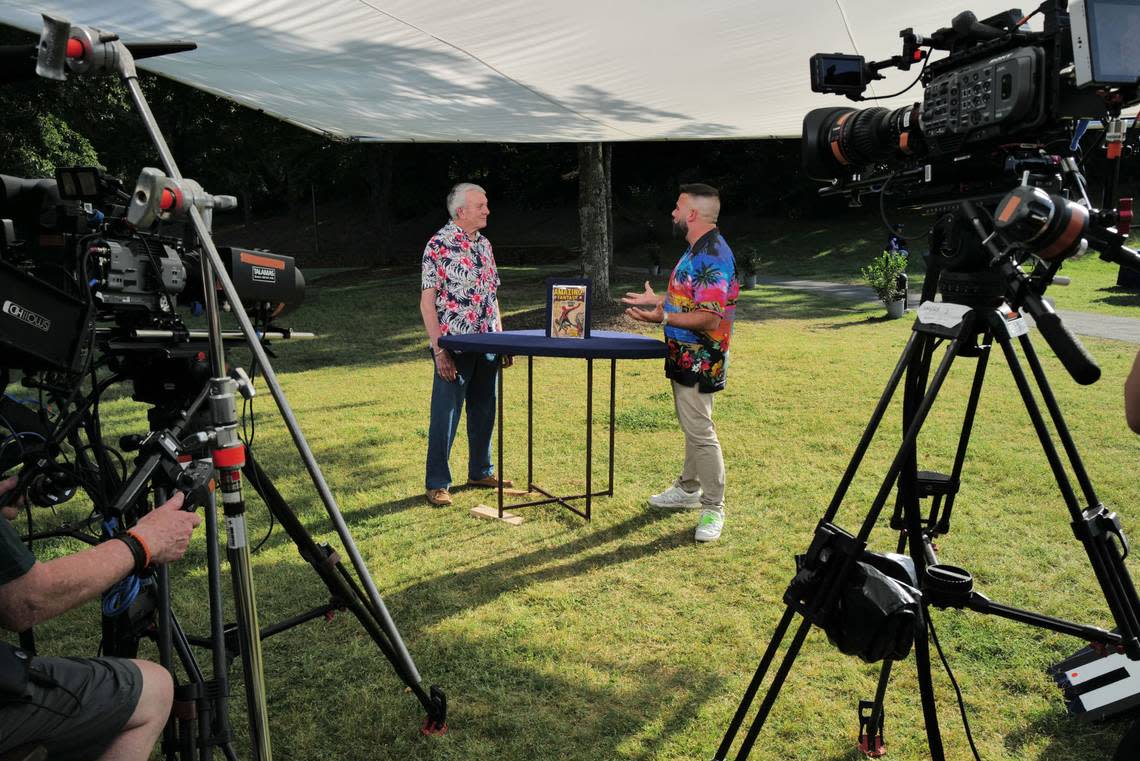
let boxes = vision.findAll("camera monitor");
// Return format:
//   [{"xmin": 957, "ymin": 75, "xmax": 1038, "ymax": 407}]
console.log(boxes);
[
  {"xmin": 810, "ymin": 53, "xmax": 868, "ymax": 96},
  {"xmin": 1071, "ymin": 0, "xmax": 1140, "ymax": 87}
]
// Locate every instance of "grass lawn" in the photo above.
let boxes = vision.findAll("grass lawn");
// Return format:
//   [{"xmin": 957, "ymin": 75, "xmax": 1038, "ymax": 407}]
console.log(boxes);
[{"xmin": 24, "ymin": 261, "xmax": 1140, "ymax": 761}]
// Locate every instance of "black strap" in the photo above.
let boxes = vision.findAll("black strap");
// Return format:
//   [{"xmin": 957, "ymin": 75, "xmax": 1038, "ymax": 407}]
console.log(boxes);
[{"xmin": 113, "ymin": 532, "xmax": 148, "ymax": 575}]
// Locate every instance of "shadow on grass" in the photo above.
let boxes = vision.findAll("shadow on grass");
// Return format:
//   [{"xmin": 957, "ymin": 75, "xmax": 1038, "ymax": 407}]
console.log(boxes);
[
  {"xmin": 1003, "ymin": 707, "xmax": 1124, "ymax": 760},
  {"xmin": 821, "ymin": 312, "xmax": 904, "ymax": 330},
  {"xmin": 268, "ymin": 625, "xmax": 726, "ymax": 761},
  {"xmin": 730, "ymin": 287, "xmax": 865, "ymax": 324},
  {"xmin": 1092, "ymin": 286, "xmax": 1140, "ymax": 309},
  {"xmin": 389, "ymin": 510, "xmax": 687, "ymax": 633},
  {"xmin": 229, "ymin": 505, "xmax": 722, "ymax": 758}
]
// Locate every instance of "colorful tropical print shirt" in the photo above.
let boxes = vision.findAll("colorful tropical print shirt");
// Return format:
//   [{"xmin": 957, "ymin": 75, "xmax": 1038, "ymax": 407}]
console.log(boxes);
[
  {"xmin": 421, "ymin": 220, "xmax": 501, "ymax": 336},
  {"xmin": 663, "ymin": 229, "xmax": 738, "ymax": 392}
]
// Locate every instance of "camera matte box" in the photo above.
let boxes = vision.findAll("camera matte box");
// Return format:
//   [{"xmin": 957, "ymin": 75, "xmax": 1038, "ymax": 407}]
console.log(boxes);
[
  {"xmin": 221, "ymin": 247, "xmax": 304, "ymax": 307},
  {"xmin": 0, "ymin": 259, "xmax": 91, "ymax": 372}
]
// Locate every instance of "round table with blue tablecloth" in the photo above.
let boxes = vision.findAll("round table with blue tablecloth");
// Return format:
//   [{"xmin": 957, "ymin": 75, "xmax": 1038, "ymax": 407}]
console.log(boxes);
[{"xmin": 437, "ymin": 330, "xmax": 666, "ymax": 520}]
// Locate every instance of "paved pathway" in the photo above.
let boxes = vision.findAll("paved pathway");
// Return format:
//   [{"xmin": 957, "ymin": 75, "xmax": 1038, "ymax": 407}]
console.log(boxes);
[{"xmin": 757, "ymin": 275, "xmax": 1140, "ymax": 345}]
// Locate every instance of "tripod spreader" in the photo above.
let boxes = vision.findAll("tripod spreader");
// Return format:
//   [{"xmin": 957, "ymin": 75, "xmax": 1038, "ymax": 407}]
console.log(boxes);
[{"xmin": 924, "ymin": 563, "xmax": 1124, "ymax": 650}]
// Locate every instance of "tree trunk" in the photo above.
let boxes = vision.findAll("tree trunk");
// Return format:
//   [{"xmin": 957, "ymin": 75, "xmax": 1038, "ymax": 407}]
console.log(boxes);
[
  {"xmin": 577, "ymin": 142, "xmax": 612, "ymax": 306},
  {"xmin": 365, "ymin": 144, "xmax": 396, "ymax": 265}
]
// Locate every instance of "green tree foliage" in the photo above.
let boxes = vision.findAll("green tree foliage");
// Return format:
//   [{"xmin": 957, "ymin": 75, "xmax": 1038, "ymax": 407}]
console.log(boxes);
[{"xmin": 5, "ymin": 111, "xmax": 99, "ymax": 177}]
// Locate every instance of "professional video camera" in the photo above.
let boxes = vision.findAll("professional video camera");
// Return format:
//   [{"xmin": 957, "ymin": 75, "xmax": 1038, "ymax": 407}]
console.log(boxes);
[
  {"xmin": 0, "ymin": 164, "xmax": 305, "ymax": 380},
  {"xmin": 802, "ymin": 0, "xmax": 1139, "ymax": 208},
  {"xmin": 714, "ymin": 4, "xmax": 1140, "ymax": 761},
  {"xmin": 0, "ymin": 14, "xmax": 448, "ymax": 760},
  {"xmin": 799, "ymin": 0, "xmax": 1140, "ymax": 382}
]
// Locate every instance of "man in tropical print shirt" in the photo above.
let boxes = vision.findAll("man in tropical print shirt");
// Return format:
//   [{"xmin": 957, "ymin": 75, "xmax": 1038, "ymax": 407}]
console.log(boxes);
[
  {"xmin": 623, "ymin": 183, "xmax": 738, "ymax": 542},
  {"xmin": 419, "ymin": 183, "xmax": 512, "ymax": 507}
]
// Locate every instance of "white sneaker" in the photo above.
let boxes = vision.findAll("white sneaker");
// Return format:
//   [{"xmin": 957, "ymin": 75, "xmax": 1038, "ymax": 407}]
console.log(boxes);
[
  {"xmin": 695, "ymin": 509, "xmax": 724, "ymax": 542},
  {"xmin": 648, "ymin": 484, "xmax": 702, "ymax": 509}
]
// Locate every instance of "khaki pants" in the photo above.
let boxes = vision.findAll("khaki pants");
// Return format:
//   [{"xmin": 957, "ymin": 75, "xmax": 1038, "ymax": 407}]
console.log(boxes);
[{"xmin": 672, "ymin": 380, "xmax": 725, "ymax": 509}]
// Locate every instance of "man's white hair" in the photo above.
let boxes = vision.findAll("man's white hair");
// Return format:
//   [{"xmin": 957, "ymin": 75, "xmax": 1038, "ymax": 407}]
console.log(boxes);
[{"xmin": 447, "ymin": 182, "xmax": 486, "ymax": 219}]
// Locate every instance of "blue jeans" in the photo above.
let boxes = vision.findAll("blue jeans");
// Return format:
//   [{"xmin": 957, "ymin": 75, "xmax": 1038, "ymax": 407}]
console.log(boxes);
[{"xmin": 425, "ymin": 351, "xmax": 499, "ymax": 490}]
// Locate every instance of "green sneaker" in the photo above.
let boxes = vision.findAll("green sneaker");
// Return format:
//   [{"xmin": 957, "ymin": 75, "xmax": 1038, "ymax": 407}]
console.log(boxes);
[{"xmin": 695, "ymin": 509, "xmax": 724, "ymax": 542}]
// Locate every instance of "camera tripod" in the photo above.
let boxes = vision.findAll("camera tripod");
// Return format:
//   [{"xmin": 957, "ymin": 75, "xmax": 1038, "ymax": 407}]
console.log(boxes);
[
  {"xmin": 11, "ymin": 16, "xmax": 448, "ymax": 760},
  {"xmin": 713, "ymin": 208, "xmax": 1140, "ymax": 761},
  {"xmin": 79, "ymin": 343, "xmax": 444, "ymax": 761}
]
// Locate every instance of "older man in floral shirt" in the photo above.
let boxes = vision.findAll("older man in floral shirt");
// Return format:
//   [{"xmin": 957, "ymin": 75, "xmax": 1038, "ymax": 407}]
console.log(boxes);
[{"xmin": 418, "ymin": 182, "xmax": 512, "ymax": 506}]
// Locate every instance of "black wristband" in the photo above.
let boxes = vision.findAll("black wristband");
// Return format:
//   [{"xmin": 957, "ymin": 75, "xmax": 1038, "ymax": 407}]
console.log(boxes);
[{"xmin": 114, "ymin": 532, "xmax": 148, "ymax": 575}]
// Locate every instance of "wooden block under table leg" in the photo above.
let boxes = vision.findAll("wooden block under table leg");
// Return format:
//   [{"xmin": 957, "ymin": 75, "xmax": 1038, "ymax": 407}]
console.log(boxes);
[{"xmin": 470, "ymin": 504, "xmax": 525, "ymax": 525}]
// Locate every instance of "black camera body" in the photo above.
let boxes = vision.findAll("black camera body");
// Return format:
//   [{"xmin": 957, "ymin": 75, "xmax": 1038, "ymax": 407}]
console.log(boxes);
[
  {"xmin": 0, "ymin": 167, "xmax": 304, "ymax": 378},
  {"xmin": 802, "ymin": 3, "xmax": 1138, "ymax": 201}
]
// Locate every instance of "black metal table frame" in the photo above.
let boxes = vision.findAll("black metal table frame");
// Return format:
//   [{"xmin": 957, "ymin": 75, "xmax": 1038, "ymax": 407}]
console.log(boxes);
[{"xmin": 495, "ymin": 356, "xmax": 616, "ymax": 520}]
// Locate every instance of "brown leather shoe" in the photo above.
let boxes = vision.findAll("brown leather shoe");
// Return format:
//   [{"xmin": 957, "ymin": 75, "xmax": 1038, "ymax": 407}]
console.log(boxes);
[
  {"xmin": 464, "ymin": 476, "xmax": 514, "ymax": 488},
  {"xmin": 425, "ymin": 488, "xmax": 452, "ymax": 506}
]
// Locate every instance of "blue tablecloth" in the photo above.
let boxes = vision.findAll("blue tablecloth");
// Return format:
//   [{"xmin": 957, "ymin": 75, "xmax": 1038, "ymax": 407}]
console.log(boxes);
[{"xmin": 438, "ymin": 329, "xmax": 666, "ymax": 360}]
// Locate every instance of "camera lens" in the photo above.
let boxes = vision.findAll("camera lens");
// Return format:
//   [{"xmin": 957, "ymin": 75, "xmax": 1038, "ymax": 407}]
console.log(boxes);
[{"xmin": 802, "ymin": 105, "xmax": 924, "ymax": 181}]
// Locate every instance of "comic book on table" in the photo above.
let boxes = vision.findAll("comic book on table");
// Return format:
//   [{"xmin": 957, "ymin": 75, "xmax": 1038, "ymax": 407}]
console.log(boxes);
[{"xmin": 545, "ymin": 277, "xmax": 591, "ymax": 339}]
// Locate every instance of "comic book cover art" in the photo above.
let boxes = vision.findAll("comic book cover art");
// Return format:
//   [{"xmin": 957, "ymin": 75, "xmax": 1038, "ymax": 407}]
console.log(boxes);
[{"xmin": 545, "ymin": 278, "xmax": 591, "ymax": 339}]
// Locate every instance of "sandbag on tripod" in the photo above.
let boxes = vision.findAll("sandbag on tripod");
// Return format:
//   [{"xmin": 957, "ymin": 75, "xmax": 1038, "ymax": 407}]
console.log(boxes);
[{"xmin": 786, "ymin": 524, "xmax": 922, "ymax": 664}]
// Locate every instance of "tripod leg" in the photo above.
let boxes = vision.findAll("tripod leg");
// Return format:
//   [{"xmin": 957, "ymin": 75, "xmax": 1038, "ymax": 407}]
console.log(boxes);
[
  {"xmin": 153, "ymin": 487, "xmax": 178, "ymax": 759},
  {"xmin": 911, "ymin": 611, "xmax": 945, "ymax": 760},
  {"xmin": 1017, "ymin": 334, "xmax": 1100, "ymax": 508},
  {"xmin": 855, "ymin": 330, "xmax": 970, "ymax": 546},
  {"xmin": 999, "ymin": 337, "xmax": 1140, "ymax": 652},
  {"xmin": 713, "ymin": 606, "xmax": 797, "ymax": 760},
  {"xmin": 732, "ymin": 617, "xmax": 816, "ymax": 761},
  {"xmin": 242, "ymin": 452, "xmax": 446, "ymax": 728},
  {"xmin": 824, "ymin": 331, "xmax": 922, "ymax": 523},
  {"xmin": 206, "ymin": 419, "xmax": 272, "ymax": 761},
  {"xmin": 201, "ymin": 485, "xmax": 232, "ymax": 760},
  {"xmin": 859, "ymin": 661, "xmax": 893, "ymax": 757},
  {"xmin": 933, "ymin": 331, "xmax": 992, "ymax": 536}
]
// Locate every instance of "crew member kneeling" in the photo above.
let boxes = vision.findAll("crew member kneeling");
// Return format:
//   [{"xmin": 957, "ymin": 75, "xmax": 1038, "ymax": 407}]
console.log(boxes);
[{"xmin": 0, "ymin": 476, "xmax": 201, "ymax": 761}]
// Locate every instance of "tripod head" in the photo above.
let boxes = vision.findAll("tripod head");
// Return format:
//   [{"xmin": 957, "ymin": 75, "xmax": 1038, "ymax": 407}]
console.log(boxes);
[{"xmin": 915, "ymin": 154, "xmax": 1140, "ymax": 386}]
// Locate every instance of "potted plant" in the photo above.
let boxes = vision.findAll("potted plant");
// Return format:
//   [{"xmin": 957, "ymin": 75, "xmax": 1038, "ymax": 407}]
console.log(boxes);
[
  {"xmin": 647, "ymin": 244, "xmax": 662, "ymax": 276},
  {"xmin": 861, "ymin": 249, "xmax": 909, "ymax": 318},
  {"xmin": 739, "ymin": 247, "xmax": 759, "ymax": 289}
]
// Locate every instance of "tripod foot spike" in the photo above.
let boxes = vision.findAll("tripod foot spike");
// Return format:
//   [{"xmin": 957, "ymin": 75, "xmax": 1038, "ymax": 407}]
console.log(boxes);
[
  {"xmin": 420, "ymin": 685, "xmax": 448, "ymax": 736},
  {"xmin": 420, "ymin": 718, "xmax": 448, "ymax": 737},
  {"xmin": 858, "ymin": 699, "xmax": 887, "ymax": 758}
]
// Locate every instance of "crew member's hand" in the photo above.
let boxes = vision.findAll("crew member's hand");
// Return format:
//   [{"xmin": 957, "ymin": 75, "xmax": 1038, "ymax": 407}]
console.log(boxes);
[
  {"xmin": 131, "ymin": 492, "xmax": 202, "ymax": 565},
  {"xmin": 501, "ymin": 354, "xmax": 514, "ymax": 369},
  {"xmin": 622, "ymin": 281, "xmax": 660, "ymax": 308},
  {"xmin": 0, "ymin": 476, "xmax": 24, "ymax": 520},
  {"xmin": 435, "ymin": 348, "xmax": 458, "ymax": 382},
  {"xmin": 625, "ymin": 303, "xmax": 665, "ymax": 324}
]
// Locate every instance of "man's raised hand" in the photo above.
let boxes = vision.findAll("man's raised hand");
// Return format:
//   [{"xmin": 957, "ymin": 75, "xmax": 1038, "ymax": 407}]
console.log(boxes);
[{"xmin": 622, "ymin": 281, "xmax": 660, "ymax": 309}]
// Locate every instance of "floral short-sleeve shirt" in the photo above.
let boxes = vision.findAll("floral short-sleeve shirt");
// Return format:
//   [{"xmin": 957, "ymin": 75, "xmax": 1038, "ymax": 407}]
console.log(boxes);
[
  {"xmin": 421, "ymin": 220, "xmax": 500, "ymax": 335},
  {"xmin": 663, "ymin": 229, "xmax": 738, "ymax": 393}
]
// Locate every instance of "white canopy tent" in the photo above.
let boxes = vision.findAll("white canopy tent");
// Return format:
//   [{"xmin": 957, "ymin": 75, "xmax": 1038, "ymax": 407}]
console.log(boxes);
[{"xmin": 1, "ymin": 1, "xmax": 1017, "ymax": 141}]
